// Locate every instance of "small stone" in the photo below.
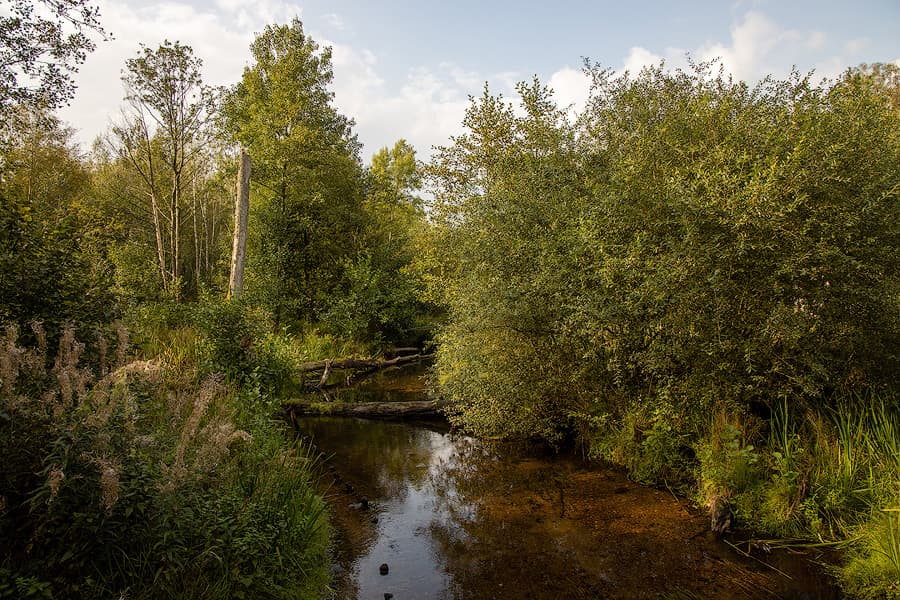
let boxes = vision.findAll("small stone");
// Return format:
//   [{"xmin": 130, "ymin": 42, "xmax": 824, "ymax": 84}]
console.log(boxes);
[
  {"xmin": 370, "ymin": 516, "xmax": 379, "ymax": 524},
  {"xmin": 384, "ymin": 594, "xmax": 393, "ymax": 600},
  {"xmin": 379, "ymin": 563, "xmax": 389, "ymax": 575},
  {"xmin": 360, "ymin": 496, "xmax": 369, "ymax": 510}
]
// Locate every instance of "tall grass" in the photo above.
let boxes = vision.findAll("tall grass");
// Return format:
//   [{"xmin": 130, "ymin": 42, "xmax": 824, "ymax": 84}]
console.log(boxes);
[
  {"xmin": 687, "ymin": 391, "xmax": 900, "ymax": 598},
  {"xmin": 0, "ymin": 322, "xmax": 331, "ymax": 599}
]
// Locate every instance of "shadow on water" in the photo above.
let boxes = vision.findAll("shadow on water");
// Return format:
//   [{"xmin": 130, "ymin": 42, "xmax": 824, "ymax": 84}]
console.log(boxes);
[{"xmin": 294, "ymin": 369, "xmax": 841, "ymax": 599}]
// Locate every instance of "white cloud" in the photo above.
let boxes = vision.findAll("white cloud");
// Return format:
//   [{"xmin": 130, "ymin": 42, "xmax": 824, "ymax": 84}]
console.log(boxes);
[
  {"xmin": 697, "ymin": 11, "xmax": 835, "ymax": 80},
  {"xmin": 614, "ymin": 11, "xmax": 856, "ymax": 85},
  {"xmin": 623, "ymin": 46, "xmax": 664, "ymax": 73},
  {"xmin": 843, "ymin": 38, "xmax": 867, "ymax": 55},
  {"xmin": 549, "ymin": 66, "xmax": 590, "ymax": 116},
  {"xmin": 328, "ymin": 46, "xmax": 475, "ymax": 160},
  {"xmin": 807, "ymin": 31, "xmax": 827, "ymax": 51}
]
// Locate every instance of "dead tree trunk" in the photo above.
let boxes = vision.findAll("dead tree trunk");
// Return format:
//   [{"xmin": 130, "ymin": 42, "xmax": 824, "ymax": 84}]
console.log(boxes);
[
  {"xmin": 298, "ymin": 353, "xmax": 430, "ymax": 374},
  {"xmin": 286, "ymin": 399, "xmax": 448, "ymax": 420},
  {"xmin": 298, "ymin": 352, "xmax": 432, "ymax": 391},
  {"xmin": 228, "ymin": 149, "xmax": 251, "ymax": 300}
]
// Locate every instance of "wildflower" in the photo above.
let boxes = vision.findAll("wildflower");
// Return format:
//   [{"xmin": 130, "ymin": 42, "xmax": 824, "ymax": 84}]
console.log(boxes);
[
  {"xmin": 95, "ymin": 457, "xmax": 121, "ymax": 514},
  {"xmin": 47, "ymin": 466, "xmax": 65, "ymax": 503}
]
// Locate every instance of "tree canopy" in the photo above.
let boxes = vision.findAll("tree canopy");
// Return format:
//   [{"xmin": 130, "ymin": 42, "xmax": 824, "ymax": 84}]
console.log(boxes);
[
  {"xmin": 427, "ymin": 63, "xmax": 900, "ymax": 441},
  {"xmin": 0, "ymin": 0, "xmax": 106, "ymax": 122},
  {"xmin": 223, "ymin": 18, "xmax": 366, "ymax": 327}
]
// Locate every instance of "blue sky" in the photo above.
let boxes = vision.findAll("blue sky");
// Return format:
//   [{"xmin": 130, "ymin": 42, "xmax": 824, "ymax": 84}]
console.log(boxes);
[{"xmin": 58, "ymin": 0, "xmax": 900, "ymax": 162}]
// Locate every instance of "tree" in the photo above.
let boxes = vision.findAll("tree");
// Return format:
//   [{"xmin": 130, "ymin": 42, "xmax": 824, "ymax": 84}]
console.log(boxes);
[
  {"xmin": 426, "ymin": 80, "xmax": 590, "ymax": 440},
  {"xmin": 111, "ymin": 41, "xmax": 218, "ymax": 299},
  {"xmin": 223, "ymin": 19, "xmax": 365, "ymax": 327},
  {"xmin": 0, "ymin": 107, "xmax": 114, "ymax": 334},
  {"xmin": 0, "ymin": 0, "xmax": 106, "ymax": 121},
  {"xmin": 427, "ymin": 64, "xmax": 899, "ymax": 444},
  {"xmin": 320, "ymin": 139, "xmax": 432, "ymax": 343}
]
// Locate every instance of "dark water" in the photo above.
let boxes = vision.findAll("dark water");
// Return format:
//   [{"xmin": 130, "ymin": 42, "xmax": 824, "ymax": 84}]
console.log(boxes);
[{"xmin": 294, "ymin": 369, "xmax": 841, "ymax": 599}]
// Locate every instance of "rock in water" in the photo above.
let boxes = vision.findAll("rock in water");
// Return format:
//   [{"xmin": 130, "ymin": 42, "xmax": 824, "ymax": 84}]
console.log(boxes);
[{"xmin": 379, "ymin": 563, "xmax": 389, "ymax": 576}]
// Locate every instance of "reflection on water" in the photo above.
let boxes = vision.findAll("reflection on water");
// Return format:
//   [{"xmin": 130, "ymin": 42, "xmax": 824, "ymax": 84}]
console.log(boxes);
[
  {"xmin": 296, "ymin": 415, "xmax": 840, "ymax": 600},
  {"xmin": 298, "ymin": 418, "xmax": 456, "ymax": 598},
  {"xmin": 295, "ymin": 366, "xmax": 839, "ymax": 599}
]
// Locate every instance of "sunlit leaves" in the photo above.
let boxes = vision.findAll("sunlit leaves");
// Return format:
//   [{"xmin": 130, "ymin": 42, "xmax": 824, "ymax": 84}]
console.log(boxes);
[{"xmin": 427, "ymin": 61, "xmax": 899, "ymax": 442}]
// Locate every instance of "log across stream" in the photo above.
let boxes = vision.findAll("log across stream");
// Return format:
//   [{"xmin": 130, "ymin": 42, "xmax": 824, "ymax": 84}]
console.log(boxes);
[{"xmin": 290, "ymin": 364, "xmax": 840, "ymax": 599}]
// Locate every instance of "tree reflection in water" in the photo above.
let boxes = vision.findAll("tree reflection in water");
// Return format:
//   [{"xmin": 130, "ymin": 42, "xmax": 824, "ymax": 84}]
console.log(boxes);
[{"xmin": 297, "ymin": 417, "xmax": 839, "ymax": 600}]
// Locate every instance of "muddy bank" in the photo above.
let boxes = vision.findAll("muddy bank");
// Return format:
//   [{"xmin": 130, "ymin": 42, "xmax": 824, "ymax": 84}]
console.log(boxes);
[{"xmin": 297, "ymin": 416, "xmax": 839, "ymax": 599}]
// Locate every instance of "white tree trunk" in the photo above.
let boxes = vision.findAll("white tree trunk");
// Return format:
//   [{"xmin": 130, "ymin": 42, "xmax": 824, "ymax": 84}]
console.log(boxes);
[{"xmin": 228, "ymin": 149, "xmax": 251, "ymax": 299}]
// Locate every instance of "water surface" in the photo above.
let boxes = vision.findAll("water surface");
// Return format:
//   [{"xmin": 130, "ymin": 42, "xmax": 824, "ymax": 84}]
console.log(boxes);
[{"xmin": 295, "ymin": 371, "xmax": 839, "ymax": 599}]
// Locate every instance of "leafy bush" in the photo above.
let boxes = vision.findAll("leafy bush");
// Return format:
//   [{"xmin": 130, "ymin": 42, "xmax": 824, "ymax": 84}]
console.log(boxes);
[
  {"xmin": 194, "ymin": 299, "xmax": 259, "ymax": 378},
  {"xmin": 0, "ymin": 324, "xmax": 330, "ymax": 599},
  {"xmin": 428, "ymin": 62, "xmax": 898, "ymax": 441}
]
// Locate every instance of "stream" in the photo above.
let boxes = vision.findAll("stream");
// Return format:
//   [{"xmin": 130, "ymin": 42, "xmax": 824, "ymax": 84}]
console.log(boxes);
[{"xmin": 293, "ymin": 366, "xmax": 840, "ymax": 599}]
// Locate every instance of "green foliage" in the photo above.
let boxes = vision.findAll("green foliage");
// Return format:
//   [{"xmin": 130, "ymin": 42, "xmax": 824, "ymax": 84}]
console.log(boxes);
[
  {"xmin": 589, "ymin": 399, "xmax": 696, "ymax": 487},
  {"xmin": 110, "ymin": 41, "xmax": 220, "ymax": 301},
  {"xmin": 195, "ymin": 298, "xmax": 267, "ymax": 380},
  {"xmin": 0, "ymin": 325, "xmax": 330, "ymax": 599},
  {"xmin": 428, "ymin": 60, "xmax": 898, "ymax": 438},
  {"xmin": 322, "ymin": 140, "xmax": 433, "ymax": 345},
  {"xmin": 840, "ymin": 508, "xmax": 900, "ymax": 600},
  {"xmin": 321, "ymin": 139, "xmax": 434, "ymax": 345},
  {"xmin": 321, "ymin": 252, "xmax": 428, "ymax": 345},
  {"xmin": 0, "ymin": 569, "xmax": 54, "ymax": 600},
  {"xmin": 223, "ymin": 18, "xmax": 366, "ymax": 327},
  {"xmin": 0, "ymin": 110, "xmax": 116, "ymax": 336},
  {"xmin": 0, "ymin": 0, "xmax": 106, "ymax": 119},
  {"xmin": 429, "ymin": 78, "xmax": 594, "ymax": 442}
]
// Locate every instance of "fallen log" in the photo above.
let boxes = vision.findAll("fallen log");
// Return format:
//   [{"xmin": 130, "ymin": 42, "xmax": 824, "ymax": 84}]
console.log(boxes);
[
  {"xmin": 298, "ymin": 353, "xmax": 430, "ymax": 373},
  {"xmin": 383, "ymin": 347, "xmax": 421, "ymax": 357},
  {"xmin": 286, "ymin": 399, "xmax": 448, "ymax": 420}
]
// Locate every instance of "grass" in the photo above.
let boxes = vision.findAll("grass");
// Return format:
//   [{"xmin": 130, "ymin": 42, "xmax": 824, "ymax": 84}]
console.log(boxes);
[
  {"xmin": 588, "ymin": 389, "xmax": 900, "ymax": 598},
  {"xmin": 0, "ymin": 321, "xmax": 332, "ymax": 599}
]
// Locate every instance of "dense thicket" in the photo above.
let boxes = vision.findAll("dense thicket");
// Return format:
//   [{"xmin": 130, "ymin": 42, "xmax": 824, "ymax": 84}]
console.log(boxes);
[
  {"xmin": 429, "ymin": 63, "xmax": 899, "ymax": 442},
  {"xmin": 0, "ymin": 110, "xmax": 115, "ymax": 339}
]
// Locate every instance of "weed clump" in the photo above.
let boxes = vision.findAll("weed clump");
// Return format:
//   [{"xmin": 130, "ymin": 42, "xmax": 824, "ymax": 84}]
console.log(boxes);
[{"xmin": 0, "ymin": 323, "xmax": 330, "ymax": 599}]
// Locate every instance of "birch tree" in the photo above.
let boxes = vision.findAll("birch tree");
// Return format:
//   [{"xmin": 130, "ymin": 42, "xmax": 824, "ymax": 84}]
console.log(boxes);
[{"xmin": 112, "ymin": 40, "xmax": 216, "ymax": 299}]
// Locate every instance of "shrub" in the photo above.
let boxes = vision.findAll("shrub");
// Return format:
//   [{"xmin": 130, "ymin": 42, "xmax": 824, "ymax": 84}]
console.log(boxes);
[{"xmin": 0, "ymin": 323, "xmax": 330, "ymax": 599}]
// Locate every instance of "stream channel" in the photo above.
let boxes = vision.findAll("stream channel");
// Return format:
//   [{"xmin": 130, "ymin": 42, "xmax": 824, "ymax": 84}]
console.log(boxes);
[{"xmin": 293, "ymin": 364, "xmax": 841, "ymax": 599}]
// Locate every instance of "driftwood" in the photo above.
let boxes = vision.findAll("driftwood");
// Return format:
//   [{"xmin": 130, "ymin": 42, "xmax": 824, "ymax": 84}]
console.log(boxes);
[
  {"xmin": 298, "ymin": 352, "xmax": 433, "ymax": 390},
  {"xmin": 286, "ymin": 399, "xmax": 448, "ymax": 421},
  {"xmin": 298, "ymin": 353, "xmax": 429, "ymax": 373}
]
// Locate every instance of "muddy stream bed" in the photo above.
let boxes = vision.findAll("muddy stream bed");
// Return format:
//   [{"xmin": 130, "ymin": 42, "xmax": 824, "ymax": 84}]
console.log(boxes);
[{"xmin": 293, "ymin": 366, "xmax": 840, "ymax": 599}]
